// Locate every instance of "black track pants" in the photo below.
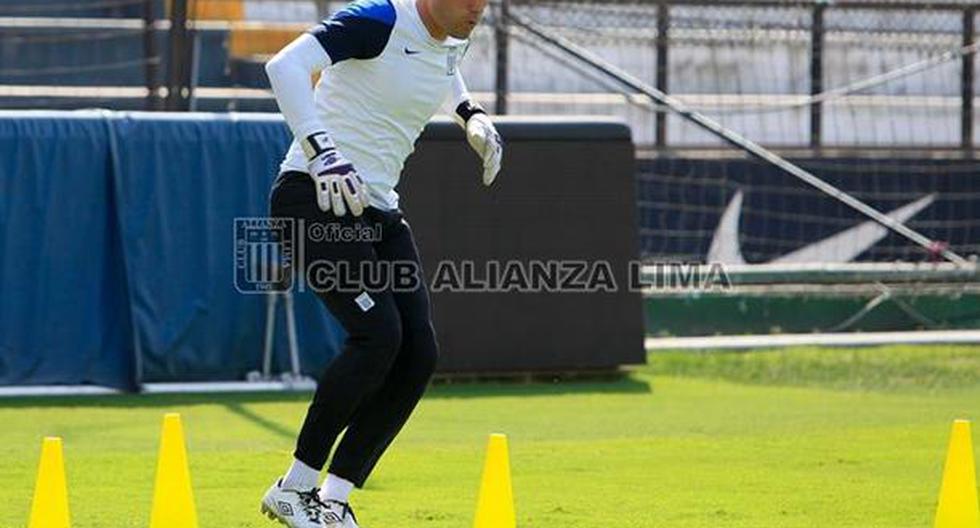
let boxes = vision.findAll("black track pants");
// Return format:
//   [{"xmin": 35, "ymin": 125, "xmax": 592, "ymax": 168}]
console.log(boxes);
[{"xmin": 270, "ymin": 171, "xmax": 439, "ymax": 487}]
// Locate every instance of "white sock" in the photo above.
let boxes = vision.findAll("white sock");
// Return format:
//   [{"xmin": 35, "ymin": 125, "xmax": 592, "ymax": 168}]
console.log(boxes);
[
  {"xmin": 281, "ymin": 458, "xmax": 320, "ymax": 491},
  {"xmin": 319, "ymin": 473, "xmax": 355, "ymax": 504}
]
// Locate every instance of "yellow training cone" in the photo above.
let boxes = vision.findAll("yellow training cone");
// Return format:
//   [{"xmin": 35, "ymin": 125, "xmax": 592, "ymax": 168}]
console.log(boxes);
[
  {"xmin": 473, "ymin": 433, "xmax": 516, "ymax": 528},
  {"xmin": 150, "ymin": 413, "xmax": 198, "ymax": 528},
  {"xmin": 29, "ymin": 437, "xmax": 71, "ymax": 528},
  {"xmin": 934, "ymin": 419, "xmax": 979, "ymax": 528}
]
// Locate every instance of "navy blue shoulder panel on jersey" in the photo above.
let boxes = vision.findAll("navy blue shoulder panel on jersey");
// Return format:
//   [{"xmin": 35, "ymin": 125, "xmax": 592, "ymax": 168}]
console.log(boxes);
[{"xmin": 309, "ymin": 0, "xmax": 396, "ymax": 63}]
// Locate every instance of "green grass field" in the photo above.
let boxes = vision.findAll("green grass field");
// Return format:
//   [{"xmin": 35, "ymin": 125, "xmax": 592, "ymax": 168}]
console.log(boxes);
[{"xmin": 2, "ymin": 345, "xmax": 979, "ymax": 527}]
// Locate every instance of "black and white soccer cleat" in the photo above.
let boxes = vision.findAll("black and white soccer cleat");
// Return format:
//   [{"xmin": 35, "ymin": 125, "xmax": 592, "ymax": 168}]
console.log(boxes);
[
  {"xmin": 260, "ymin": 478, "xmax": 330, "ymax": 528},
  {"xmin": 321, "ymin": 499, "xmax": 359, "ymax": 528}
]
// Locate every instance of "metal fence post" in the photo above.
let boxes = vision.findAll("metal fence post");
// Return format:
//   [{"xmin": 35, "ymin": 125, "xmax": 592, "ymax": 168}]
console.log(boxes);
[
  {"xmin": 962, "ymin": 7, "xmax": 975, "ymax": 149},
  {"xmin": 655, "ymin": 1, "xmax": 669, "ymax": 148},
  {"xmin": 314, "ymin": 0, "xmax": 330, "ymax": 19},
  {"xmin": 810, "ymin": 1, "xmax": 826, "ymax": 149},
  {"xmin": 495, "ymin": 0, "xmax": 510, "ymax": 115},
  {"xmin": 165, "ymin": 0, "xmax": 191, "ymax": 111},
  {"xmin": 143, "ymin": 0, "xmax": 159, "ymax": 110}
]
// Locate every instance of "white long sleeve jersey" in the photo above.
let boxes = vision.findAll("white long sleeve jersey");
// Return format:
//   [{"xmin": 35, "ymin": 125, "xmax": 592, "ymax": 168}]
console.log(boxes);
[{"xmin": 275, "ymin": 0, "xmax": 471, "ymax": 210}]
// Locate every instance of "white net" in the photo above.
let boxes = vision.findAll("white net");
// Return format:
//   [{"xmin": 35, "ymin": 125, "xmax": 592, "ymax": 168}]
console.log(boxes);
[{"xmin": 496, "ymin": 0, "xmax": 979, "ymax": 266}]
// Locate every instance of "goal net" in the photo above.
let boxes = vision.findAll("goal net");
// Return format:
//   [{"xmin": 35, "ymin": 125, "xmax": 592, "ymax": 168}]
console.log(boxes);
[
  {"xmin": 498, "ymin": 0, "xmax": 980, "ymax": 269},
  {"xmin": 499, "ymin": 0, "xmax": 980, "ymax": 336}
]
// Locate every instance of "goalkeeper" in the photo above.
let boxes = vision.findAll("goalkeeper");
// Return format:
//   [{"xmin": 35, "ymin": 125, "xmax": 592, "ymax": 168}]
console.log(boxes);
[{"xmin": 261, "ymin": 0, "xmax": 502, "ymax": 526}]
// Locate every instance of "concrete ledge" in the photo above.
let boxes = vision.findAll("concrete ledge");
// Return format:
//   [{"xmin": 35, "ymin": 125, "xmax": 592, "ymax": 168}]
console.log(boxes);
[{"xmin": 646, "ymin": 330, "xmax": 980, "ymax": 351}]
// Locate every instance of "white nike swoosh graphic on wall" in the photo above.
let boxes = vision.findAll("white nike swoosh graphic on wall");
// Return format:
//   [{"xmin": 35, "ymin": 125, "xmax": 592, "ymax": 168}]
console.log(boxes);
[
  {"xmin": 707, "ymin": 191, "xmax": 936, "ymax": 264},
  {"xmin": 707, "ymin": 189, "xmax": 746, "ymax": 264}
]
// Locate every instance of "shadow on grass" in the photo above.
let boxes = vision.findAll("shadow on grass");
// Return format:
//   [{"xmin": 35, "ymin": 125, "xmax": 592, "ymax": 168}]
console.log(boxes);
[
  {"xmin": 0, "ymin": 390, "xmax": 312, "ymax": 409},
  {"xmin": 223, "ymin": 401, "xmax": 298, "ymax": 440},
  {"xmin": 212, "ymin": 376, "xmax": 653, "ymax": 441},
  {"xmin": 0, "ymin": 374, "xmax": 651, "ymax": 409},
  {"xmin": 425, "ymin": 374, "xmax": 651, "ymax": 399}
]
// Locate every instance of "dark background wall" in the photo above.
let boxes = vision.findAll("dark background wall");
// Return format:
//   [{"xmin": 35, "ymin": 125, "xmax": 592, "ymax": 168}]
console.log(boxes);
[{"xmin": 403, "ymin": 120, "xmax": 645, "ymax": 373}]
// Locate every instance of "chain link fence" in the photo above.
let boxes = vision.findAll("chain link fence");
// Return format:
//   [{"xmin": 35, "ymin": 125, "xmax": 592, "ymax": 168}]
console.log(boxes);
[
  {"xmin": 0, "ymin": 0, "xmax": 976, "ymax": 148},
  {"xmin": 496, "ymin": 0, "xmax": 978, "ymax": 148}
]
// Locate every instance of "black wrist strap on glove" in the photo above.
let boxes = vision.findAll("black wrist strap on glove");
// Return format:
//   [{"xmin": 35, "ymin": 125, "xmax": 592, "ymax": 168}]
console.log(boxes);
[
  {"xmin": 301, "ymin": 131, "xmax": 334, "ymax": 159},
  {"xmin": 455, "ymin": 100, "xmax": 487, "ymax": 125}
]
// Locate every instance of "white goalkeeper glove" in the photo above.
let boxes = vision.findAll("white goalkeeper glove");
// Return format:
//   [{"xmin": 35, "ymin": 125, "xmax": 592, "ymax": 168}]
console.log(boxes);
[
  {"xmin": 301, "ymin": 131, "xmax": 371, "ymax": 217},
  {"xmin": 456, "ymin": 102, "xmax": 503, "ymax": 186}
]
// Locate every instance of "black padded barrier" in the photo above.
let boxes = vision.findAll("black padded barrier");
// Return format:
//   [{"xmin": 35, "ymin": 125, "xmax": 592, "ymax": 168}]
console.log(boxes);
[{"xmin": 399, "ymin": 117, "xmax": 645, "ymax": 373}]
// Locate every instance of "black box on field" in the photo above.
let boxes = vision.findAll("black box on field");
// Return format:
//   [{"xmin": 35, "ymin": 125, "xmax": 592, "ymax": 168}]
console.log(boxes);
[{"xmin": 400, "ymin": 118, "xmax": 646, "ymax": 374}]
